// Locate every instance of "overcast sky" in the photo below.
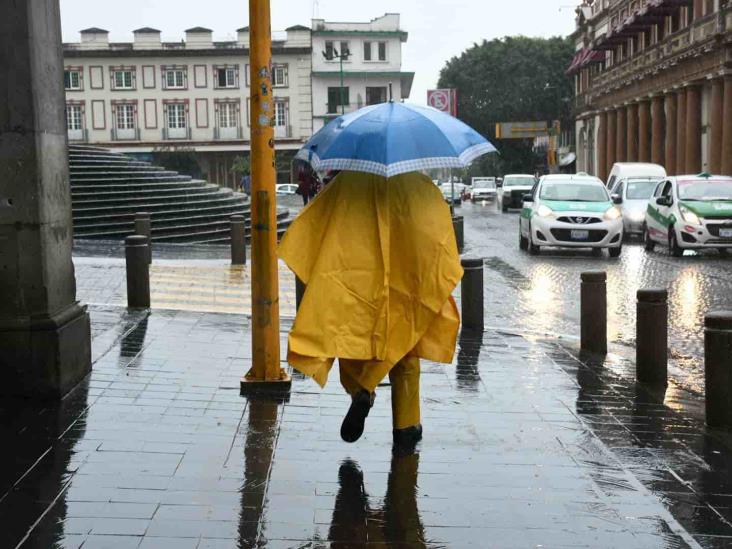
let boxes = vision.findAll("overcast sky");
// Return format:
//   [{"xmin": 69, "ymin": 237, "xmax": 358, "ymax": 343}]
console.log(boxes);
[{"xmin": 59, "ymin": 0, "xmax": 577, "ymax": 104}]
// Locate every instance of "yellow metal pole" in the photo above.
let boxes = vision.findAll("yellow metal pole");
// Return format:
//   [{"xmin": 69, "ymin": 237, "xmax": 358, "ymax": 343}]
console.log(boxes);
[{"xmin": 241, "ymin": 0, "xmax": 291, "ymax": 393}]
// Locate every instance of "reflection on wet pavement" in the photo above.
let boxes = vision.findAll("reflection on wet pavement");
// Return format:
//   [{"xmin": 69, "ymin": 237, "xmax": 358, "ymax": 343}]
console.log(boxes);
[
  {"xmin": 5, "ymin": 305, "xmax": 732, "ymax": 546},
  {"xmin": 461, "ymin": 200, "xmax": 732, "ymax": 394}
]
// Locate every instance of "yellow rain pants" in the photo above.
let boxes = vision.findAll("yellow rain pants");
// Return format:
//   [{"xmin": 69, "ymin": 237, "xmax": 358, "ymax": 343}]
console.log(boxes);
[{"xmin": 278, "ymin": 171, "xmax": 463, "ymax": 426}]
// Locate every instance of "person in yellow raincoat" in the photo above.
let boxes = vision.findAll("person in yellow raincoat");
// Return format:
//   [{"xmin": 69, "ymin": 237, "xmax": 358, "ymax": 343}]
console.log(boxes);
[{"xmin": 278, "ymin": 170, "xmax": 463, "ymax": 447}]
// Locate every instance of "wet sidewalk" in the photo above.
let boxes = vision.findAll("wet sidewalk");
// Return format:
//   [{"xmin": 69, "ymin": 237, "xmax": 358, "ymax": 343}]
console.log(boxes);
[{"xmin": 5, "ymin": 303, "xmax": 732, "ymax": 547}]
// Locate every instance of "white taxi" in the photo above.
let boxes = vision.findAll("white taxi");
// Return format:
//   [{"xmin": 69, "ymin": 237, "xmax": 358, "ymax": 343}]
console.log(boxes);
[
  {"xmin": 643, "ymin": 174, "xmax": 732, "ymax": 256},
  {"xmin": 519, "ymin": 174, "xmax": 624, "ymax": 257}
]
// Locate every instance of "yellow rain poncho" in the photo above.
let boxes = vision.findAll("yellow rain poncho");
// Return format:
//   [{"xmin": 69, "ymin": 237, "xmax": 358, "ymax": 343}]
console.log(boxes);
[{"xmin": 278, "ymin": 171, "xmax": 463, "ymax": 392}]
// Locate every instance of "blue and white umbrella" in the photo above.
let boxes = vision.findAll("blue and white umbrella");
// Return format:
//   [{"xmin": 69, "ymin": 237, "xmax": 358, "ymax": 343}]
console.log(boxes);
[{"xmin": 295, "ymin": 102, "xmax": 496, "ymax": 178}]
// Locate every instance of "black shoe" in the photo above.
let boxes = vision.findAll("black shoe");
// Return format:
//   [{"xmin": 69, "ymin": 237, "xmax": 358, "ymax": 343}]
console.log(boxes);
[
  {"xmin": 340, "ymin": 390, "xmax": 375, "ymax": 443},
  {"xmin": 393, "ymin": 423, "xmax": 423, "ymax": 452}
]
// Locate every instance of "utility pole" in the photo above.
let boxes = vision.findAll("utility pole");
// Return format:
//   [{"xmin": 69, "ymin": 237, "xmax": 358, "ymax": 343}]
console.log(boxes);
[{"xmin": 241, "ymin": 0, "xmax": 291, "ymax": 394}]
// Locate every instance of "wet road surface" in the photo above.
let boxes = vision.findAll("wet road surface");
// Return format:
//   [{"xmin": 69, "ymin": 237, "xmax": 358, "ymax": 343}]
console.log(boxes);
[
  {"xmin": 459, "ymin": 199, "xmax": 732, "ymax": 395},
  {"xmin": 5, "ymin": 305, "xmax": 732, "ymax": 547}
]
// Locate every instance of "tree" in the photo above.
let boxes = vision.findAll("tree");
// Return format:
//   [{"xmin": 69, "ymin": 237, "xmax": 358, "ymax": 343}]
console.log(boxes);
[{"xmin": 438, "ymin": 35, "xmax": 574, "ymax": 176}]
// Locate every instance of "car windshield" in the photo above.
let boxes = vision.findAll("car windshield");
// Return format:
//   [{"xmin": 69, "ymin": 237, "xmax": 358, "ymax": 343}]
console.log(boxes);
[
  {"xmin": 678, "ymin": 179, "xmax": 732, "ymax": 201},
  {"xmin": 474, "ymin": 181, "xmax": 495, "ymax": 189},
  {"xmin": 503, "ymin": 176, "xmax": 535, "ymax": 187},
  {"xmin": 625, "ymin": 179, "xmax": 659, "ymax": 200},
  {"xmin": 540, "ymin": 182, "xmax": 608, "ymax": 202}
]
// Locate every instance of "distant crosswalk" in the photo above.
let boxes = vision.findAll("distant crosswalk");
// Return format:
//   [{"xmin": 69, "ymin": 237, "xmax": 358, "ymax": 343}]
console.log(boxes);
[{"xmin": 75, "ymin": 259, "xmax": 297, "ymax": 318}]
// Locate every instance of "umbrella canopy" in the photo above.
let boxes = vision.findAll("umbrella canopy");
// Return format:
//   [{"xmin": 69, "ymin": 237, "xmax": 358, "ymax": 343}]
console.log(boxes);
[{"xmin": 296, "ymin": 102, "xmax": 496, "ymax": 178}]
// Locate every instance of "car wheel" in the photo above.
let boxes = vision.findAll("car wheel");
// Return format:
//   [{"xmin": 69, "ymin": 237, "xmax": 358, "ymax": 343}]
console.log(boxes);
[
  {"xmin": 591, "ymin": 247, "xmax": 603, "ymax": 258},
  {"xmin": 527, "ymin": 223, "xmax": 540, "ymax": 255},
  {"xmin": 519, "ymin": 225, "xmax": 528, "ymax": 251},
  {"xmin": 669, "ymin": 227, "xmax": 684, "ymax": 257},
  {"xmin": 609, "ymin": 246, "xmax": 622, "ymax": 258},
  {"xmin": 643, "ymin": 225, "xmax": 655, "ymax": 252}
]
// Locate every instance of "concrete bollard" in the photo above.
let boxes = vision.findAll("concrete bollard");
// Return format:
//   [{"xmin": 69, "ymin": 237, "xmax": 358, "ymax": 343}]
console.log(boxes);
[
  {"xmin": 296, "ymin": 277, "xmax": 306, "ymax": 311},
  {"xmin": 636, "ymin": 288, "xmax": 668, "ymax": 385},
  {"xmin": 704, "ymin": 311, "xmax": 732, "ymax": 428},
  {"xmin": 230, "ymin": 215, "xmax": 246, "ymax": 265},
  {"xmin": 134, "ymin": 212, "xmax": 152, "ymax": 264},
  {"xmin": 581, "ymin": 271, "xmax": 607, "ymax": 354},
  {"xmin": 461, "ymin": 257, "xmax": 484, "ymax": 332},
  {"xmin": 125, "ymin": 235, "xmax": 150, "ymax": 308},
  {"xmin": 453, "ymin": 215, "xmax": 464, "ymax": 253}
]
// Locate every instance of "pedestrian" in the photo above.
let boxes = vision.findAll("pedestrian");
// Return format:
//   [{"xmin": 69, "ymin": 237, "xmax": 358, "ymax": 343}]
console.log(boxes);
[
  {"xmin": 278, "ymin": 170, "xmax": 462, "ymax": 449},
  {"xmin": 240, "ymin": 173, "xmax": 251, "ymax": 196}
]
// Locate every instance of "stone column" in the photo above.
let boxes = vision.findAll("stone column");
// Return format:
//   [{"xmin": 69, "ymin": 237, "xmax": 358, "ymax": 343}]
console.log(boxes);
[
  {"xmin": 665, "ymin": 92, "xmax": 678, "ymax": 175},
  {"xmin": 616, "ymin": 106, "xmax": 627, "ymax": 162},
  {"xmin": 722, "ymin": 77, "xmax": 732, "ymax": 176},
  {"xmin": 710, "ymin": 78, "xmax": 724, "ymax": 174},
  {"xmin": 0, "ymin": 0, "xmax": 91, "ymax": 398},
  {"xmin": 597, "ymin": 111, "xmax": 608, "ymax": 181},
  {"xmin": 677, "ymin": 88, "xmax": 687, "ymax": 174},
  {"xmin": 607, "ymin": 108, "xmax": 617, "ymax": 174},
  {"xmin": 627, "ymin": 104, "xmax": 639, "ymax": 162},
  {"xmin": 686, "ymin": 83, "xmax": 702, "ymax": 174},
  {"xmin": 651, "ymin": 95, "xmax": 665, "ymax": 165},
  {"xmin": 639, "ymin": 99, "xmax": 651, "ymax": 162}
]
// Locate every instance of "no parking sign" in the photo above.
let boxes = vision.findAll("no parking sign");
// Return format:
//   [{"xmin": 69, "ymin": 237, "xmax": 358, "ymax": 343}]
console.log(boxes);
[{"xmin": 427, "ymin": 89, "xmax": 458, "ymax": 116}]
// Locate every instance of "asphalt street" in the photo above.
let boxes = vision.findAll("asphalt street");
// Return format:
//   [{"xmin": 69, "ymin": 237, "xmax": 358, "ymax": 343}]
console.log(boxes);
[{"xmin": 460, "ymin": 198, "xmax": 732, "ymax": 395}]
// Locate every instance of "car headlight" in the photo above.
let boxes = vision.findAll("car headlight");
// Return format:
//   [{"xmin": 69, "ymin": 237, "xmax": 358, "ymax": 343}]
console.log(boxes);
[
  {"xmin": 603, "ymin": 206, "xmax": 622, "ymax": 221},
  {"xmin": 537, "ymin": 204, "xmax": 554, "ymax": 218},
  {"xmin": 680, "ymin": 205, "xmax": 701, "ymax": 225}
]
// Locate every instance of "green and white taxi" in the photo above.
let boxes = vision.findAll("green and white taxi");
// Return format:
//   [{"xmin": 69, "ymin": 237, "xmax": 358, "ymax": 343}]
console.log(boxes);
[
  {"xmin": 519, "ymin": 174, "xmax": 623, "ymax": 257},
  {"xmin": 644, "ymin": 174, "xmax": 732, "ymax": 256}
]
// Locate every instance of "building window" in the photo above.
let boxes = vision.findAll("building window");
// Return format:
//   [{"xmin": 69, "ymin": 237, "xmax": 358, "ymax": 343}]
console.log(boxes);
[
  {"xmin": 116, "ymin": 104, "xmax": 135, "ymax": 130},
  {"xmin": 215, "ymin": 67, "xmax": 238, "ymax": 89},
  {"xmin": 364, "ymin": 41, "xmax": 387, "ymax": 61},
  {"xmin": 64, "ymin": 69, "xmax": 82, "ymax": 91},
  {"xmin": 327, "ymin": 86, "xmax": 349, "ymax": 114},
  {"xmin": 164, "ymin": 68, "xmax": 186, "ymax": 89},
  {"xmin": 66, "ymin": 104, "xmax": 83, "ymax": 130},
  {"xmin": 274, "ymin": 100, "xmax": 288, "ymax": 127},
  {"xmin": 324, "ymin": 40, "xmax": 350, "ymax": 60},
  {"xmin": 218, "ymin": 102, "xmax": 238, "ymax": 128},
  {"xmin": 272, "ymin": 64, "xmax": 288, "ymax": 87},
  {"xmin": 167, "ymin": 103, "xmax": 187, "ymax": 129},
  {"xmin": 366, "ymin": 86, "xmax": 387, "ymax": 106},
  {"xmin": 112, "ymin": 69, "xmax": 134, "ymax": 90}
]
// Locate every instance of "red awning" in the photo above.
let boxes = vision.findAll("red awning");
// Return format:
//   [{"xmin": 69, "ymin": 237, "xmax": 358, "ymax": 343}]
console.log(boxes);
[{"xmin": 566, "ymin": 49, "xmax": 588, "ymax": 75}]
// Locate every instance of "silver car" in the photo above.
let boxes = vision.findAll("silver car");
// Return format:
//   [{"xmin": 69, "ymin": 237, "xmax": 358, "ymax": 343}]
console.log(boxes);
[{"xmin": 610, "ymin": 177, "xmax": 663, "ymax": 238}]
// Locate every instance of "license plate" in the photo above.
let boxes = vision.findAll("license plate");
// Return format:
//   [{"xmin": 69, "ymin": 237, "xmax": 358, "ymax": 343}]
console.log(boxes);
[
  {"xmin": 571, "ymin": 230, "xmax": 589, "ymax": 240},
  {"xmin": 720, "ymin": 228, "xmax": 732, "ymax": 238}
]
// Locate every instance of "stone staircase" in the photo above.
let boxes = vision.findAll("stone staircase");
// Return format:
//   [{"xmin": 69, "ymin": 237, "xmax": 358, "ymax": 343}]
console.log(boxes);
[{"xmin": 69, "ymin": 145, "xmax": 291, "ymax": 244}]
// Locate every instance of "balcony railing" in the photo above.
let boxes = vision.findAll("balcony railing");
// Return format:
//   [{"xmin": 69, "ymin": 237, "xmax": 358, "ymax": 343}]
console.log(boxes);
[
  {"xmin": 274, "ymin": 124, "xmax": 293, "ymax": 139},
  {"xmin": 111, "ymin": 127, "xmax": 140, "ymax": 141},
  {"xmin": 162, "ymin": 127, "xmax": 192, "ymax": 140},
  {"xmin": 214, "ymin": 126, "xmax": 244, "ymax": 140},
  {"xmin": 67, "ymin": 128, "xmax": 88, "ymax": 142},
  {"xmin": 590, "ymin": 9, "xmax": 725, "ymax": 93}
]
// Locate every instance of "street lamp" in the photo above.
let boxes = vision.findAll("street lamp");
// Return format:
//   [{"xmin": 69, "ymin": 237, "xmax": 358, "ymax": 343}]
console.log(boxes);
[{"xmin": 322, "ymin": 45, "xmax": 350, "ymax": 115}]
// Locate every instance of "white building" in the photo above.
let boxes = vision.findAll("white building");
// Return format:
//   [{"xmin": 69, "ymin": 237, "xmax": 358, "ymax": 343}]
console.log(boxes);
[
  {"xmin": 62, "ymin": 14, "xmax": 413, "ymax": 186},
  {"xmin": 63, "ymin": 26, "xmax": 313, "ymax": 187},
  {"xmin": 311, "ymin": 13, "xmax": 413, "ymax": 131}
]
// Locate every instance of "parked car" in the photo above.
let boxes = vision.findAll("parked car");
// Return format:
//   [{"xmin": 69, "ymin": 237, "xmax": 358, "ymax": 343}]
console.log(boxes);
[
  {"xmin": 501, "ymin": 174, "xmax": 536, "ymax": 212},
  {"xmin": 439, "ymin": 182, "xmax": 467, "ymax": 205},
  {"xmin": 609, "ymin": 177, "xmax": 664, "ymax": 239},
  {"xmin": 606, "ymin": 162, "xmax": 666, "ymax": 189},
  {"xmin": 519, "ymin": 174, "xmax": 623, "ymax": 257},
  {"xmin": 276, "ymin": 183, "xmax": 298, "ymax": 196},
  {"xmin": 470, "ymin": 177, "xmax": 497, "ymax": 201},
  {"xmin": 644, "ymin": 174, "xmax": 732, "ymax": 256}
]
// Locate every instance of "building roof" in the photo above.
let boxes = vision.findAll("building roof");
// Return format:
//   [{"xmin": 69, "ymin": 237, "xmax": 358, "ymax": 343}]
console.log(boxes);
[
  {"xmin": 285, "ymin": 25, "xmax": 310, "ymax": 31},
  {"xmin": 185, "ymin": 27, "xmax": 213, "ymax": 33},
  {"xmin": 80, "ymin": 27, "xmax": 109, "ymax": 34},
  {"xmin": 133, "ymin": 27, "xmax": 161, "ymax": 34},
  {"xmin": 237, "ymin": 26, "xmax": 249, "ymax": 32}
]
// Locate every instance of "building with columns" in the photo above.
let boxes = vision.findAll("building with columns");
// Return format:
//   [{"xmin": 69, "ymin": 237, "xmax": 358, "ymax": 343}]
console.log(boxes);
[{"xmin": 570, "ymin": 0, "xmax": 732, "ymax": 182}]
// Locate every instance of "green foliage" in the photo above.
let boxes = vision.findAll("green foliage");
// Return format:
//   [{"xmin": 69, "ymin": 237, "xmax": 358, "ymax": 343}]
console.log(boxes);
[
  {"xmin": 151, "ymin": 146, "xmax": 202, "ymax": 179},
  {"xmin": 438, "ymin": 35, "xmax": 575, "ymax": 176},
  {"xmin": 230, "ymin": 155, "xmax": 251, "ymax": 177}
]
